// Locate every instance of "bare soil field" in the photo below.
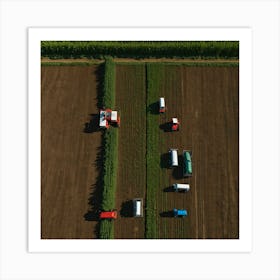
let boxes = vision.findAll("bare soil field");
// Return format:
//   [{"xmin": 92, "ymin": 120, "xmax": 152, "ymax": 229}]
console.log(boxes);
[
  {"xmin": 155, "ymin": 65, "xmax": 239, "ymax": 238},
  {"xmin": 41, "ymin": 66, "xmax": 102, "ymax": 239},
  {"xmin": 114, "ymin": 65, "xmax": 147, "ymax": 238}
]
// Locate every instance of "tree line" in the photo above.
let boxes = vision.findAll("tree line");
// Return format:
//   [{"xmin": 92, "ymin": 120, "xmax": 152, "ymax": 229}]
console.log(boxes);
[{"xmin": 41, "ymin": 41, "xmax": 239, "ymax": 59}]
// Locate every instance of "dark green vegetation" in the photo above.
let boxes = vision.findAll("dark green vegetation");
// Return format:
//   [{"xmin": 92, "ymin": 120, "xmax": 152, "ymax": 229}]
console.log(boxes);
[
  {"xmin": 114, "ymin": 64, "xmax": 147, "ymax": 238},
  {"xmin": 41, "ymin": 41, "xmax": 239, "ymax": 59},
  {"xmin": 99, "ymin": 57, "xmax": 119, "ymax": 239},
  {"xmin": 145, "ymin": 64, "xmax": 165, "ymax": 238}
]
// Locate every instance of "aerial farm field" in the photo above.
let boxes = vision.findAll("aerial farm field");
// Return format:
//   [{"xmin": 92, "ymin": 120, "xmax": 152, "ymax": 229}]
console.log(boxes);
[
  {"xmin": 146, "ymin": 64, "xmax": 239, "ymax": 238},
  {"xmin": 41, "ymin": 63, "xmax": 239, "ymax": 239},
  {"xmin": 41, "ymin": 44, "xmax": 239, "ymax": 239},
  {"xmin": 41, "ymin": 66, "xmax": 102, "ymax": 238},
  {"xmin": 112, "ymin": 63, "xmax": 239, "ymax": 239},
  {"xmin": 114, "ymin": 65, "xmax": 147, "ymax": 238}
]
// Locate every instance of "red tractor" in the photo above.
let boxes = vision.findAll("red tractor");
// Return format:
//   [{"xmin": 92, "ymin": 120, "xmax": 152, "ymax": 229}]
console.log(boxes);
[
  {"xmin": 171, "ymin": 118, "xmax": 180, "ymax": 131},
  {"xmin": 99, "ymin": 210, "xmax": 118, "ymax": 219},
  {"xmin": 99, "ymin": 109, "xmax": 120, "ymax": 129}
]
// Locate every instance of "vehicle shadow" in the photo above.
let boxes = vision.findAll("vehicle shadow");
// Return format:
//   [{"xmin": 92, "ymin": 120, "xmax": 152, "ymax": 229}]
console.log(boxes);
[
  {"xmin": 163, "ymin": 186, "xmax": 174, "ymax": 192},
  {"xmin": 83, "ymin": 113, "xmax": 100, "ymax": 133},
  {"xmin": 172, "ymin": 155, "xmax": 183, "ymax": 179},
  {"xmin": 159, "ymin": 122, "xmax": 171, "ymax": 132},
  {"xmin": 120, "ymin": 200, "xmax": 133, "ymax": 217},
  {"xmin": 83, "ymin": 136, "xmax": 105, "ymax": 227},
  {"xmin": 147, "ymin": 101, "xmax": 159, "ymax": 115},
  {"xmin": 160, "ymin": 210, "xmax": 174, "ymax": 218},
  {"xmin": 160, "ymin": 153, "xmax": 170, "ymax": 168}
]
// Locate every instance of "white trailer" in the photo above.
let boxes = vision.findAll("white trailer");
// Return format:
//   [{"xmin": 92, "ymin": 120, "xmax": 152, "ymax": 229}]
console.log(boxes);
[
  {"xmin": 133, "ymin": 198, "xmax": 143, "ymax": 217},
  {"xmin": 173, "ymin": 183, "xmax": 190, "ymax": 192},
  {"xmin": 159, "ymin": 97, "xmax": 165, "ymax": 113},
  {"xmin": 169, "ymin": 149, "xmax": 178, "ymax": 167}
]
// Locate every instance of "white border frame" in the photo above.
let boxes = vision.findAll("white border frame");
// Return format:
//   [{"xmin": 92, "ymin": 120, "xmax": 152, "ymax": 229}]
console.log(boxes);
[{"xmin": 28, "ymin": 27, "xmax": 252, "ymax": 253}]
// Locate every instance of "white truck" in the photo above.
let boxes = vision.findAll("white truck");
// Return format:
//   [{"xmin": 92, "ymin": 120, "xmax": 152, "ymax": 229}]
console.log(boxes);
[{"xmin": 173, "ymin": 183, "xmax": 190, "ymax": 192}]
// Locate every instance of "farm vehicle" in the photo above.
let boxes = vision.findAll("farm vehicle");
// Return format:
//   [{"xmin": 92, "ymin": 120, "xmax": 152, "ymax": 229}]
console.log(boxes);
[
  {"xmin": 171, "ymin": 118, "xmax": 180, "ymax": 131},
  {"xmin": 183, "ymin": 150, "xmax": 192, "ymax": 177},
  {"xmin": 173, "ymin": 183, "xmax": 190, "ymax": 192},
  {"xmin": 99, "ymin": 109, "xmax": 120, "ymax": 129},
  {"xmin": 173, "ymin": 208, "xmax": 188, "ymax": 217},
  {"xmin": 159, "ymin": 97, "xmax": 166, "ymax": 113},
  {"xmin": 99, "ymin": 210, "xmax": 118, "ymax": 220}
]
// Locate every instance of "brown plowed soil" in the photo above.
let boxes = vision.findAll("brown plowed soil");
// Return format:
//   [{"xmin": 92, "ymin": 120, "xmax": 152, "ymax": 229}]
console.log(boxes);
[
  {"xmin": 41, "ymin": 66, "xmax": 102, "ymax": 239},
  {"xmin": 156, "ymin": 66, "xmax": 239, "ymax": 238}
]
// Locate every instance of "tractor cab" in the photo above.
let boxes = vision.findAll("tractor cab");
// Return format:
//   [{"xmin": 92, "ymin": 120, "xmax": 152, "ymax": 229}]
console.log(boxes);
[
  {"xmin": 173, "ymin": 208, "xmax": 188, "ymax": 217},
  {"xmin": 99, "ymin": 108, "xmax": 120, "ymax": 129},
  {"xmin": 171, "ymin": 118, "xmax": 180, "ymax": 131}
]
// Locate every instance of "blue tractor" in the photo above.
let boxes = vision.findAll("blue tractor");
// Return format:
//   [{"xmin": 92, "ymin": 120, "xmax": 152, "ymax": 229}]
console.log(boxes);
[{"xmin": 173, "ymin": 208, "xmax": 188, "ymax": 217}]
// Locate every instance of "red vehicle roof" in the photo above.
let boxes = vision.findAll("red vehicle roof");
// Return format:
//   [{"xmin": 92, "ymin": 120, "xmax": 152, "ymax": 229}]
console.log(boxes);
[{"xmin": 100, "ymin": 211, "xmax": 117, "ymax": 219}]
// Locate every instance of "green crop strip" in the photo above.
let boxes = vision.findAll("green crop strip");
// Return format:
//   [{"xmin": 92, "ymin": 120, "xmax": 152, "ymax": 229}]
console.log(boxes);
[
  {"xmin": 99, "ymin": 57, "xmax": 119, "ymax": 239},
  {"xmin": 145, "ymin": 63, "xmax": 165, "ymax": 238}
]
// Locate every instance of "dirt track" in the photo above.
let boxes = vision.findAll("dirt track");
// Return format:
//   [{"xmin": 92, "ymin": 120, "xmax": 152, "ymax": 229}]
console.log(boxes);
[{"xmin": 41, "ymin": 66, "xmax": 102, "ymax": 239}]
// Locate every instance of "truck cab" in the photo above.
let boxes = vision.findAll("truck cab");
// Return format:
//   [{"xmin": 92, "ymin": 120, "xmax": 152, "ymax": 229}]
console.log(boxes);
[
  {"xmin": 171, "ymin": 118, "xmax": 180, "ymax": 131},
  {"xmin": 173, "ymin": 208, "xmax": 188, "ymax": 217}
]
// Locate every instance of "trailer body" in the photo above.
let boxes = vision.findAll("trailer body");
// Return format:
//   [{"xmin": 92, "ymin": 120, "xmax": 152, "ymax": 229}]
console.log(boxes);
[
  {"xmin": 183, "ymin": 150, "xmax": 192, "ymax": 177},
  {"xmin": 99, "ymin": 210, "xmax": 117, "ymax": 219},
  {"xmin": 169, "ymin": 149, "xmax": 178, "ymax": 167},
  {"xmin": 159, "ymin": 97, "xmax": 165, "ymax": 113},
  {"xmin": 133, "ymin": 198, "xmax": 143, "ymax": 217},
  {"xmin": 173, "ymin": 183, "xmax": 190, "ymax": 192}
]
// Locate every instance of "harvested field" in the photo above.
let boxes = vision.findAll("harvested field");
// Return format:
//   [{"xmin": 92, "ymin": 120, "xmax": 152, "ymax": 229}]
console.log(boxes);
[
  {"xmin": 114, "ymin": 64, "xmax": 147, "ymax": 238},
  {"xmin": 41, "ymin": 66, "xmax": 102, "ymax": 239},
  {"xmin": 41, "ymin": 62, "xmax": 239, "ymax": 239},
  {"xmin": 149, "ymin": 64, "xmax": 239, "ymax": 239},
  {"xmin": 115, "ymin": 63, "xmax": 239, "ymax": 239}
]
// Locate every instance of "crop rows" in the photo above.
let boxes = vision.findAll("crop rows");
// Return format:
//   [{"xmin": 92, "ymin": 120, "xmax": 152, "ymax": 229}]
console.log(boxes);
[
  {"xmin": 145, "ymin": 64, "xmax": 165, "ymax": 238},
  {"xmin": 99, "ymin": 57, "xmax": 119, "ymax": 239}
]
